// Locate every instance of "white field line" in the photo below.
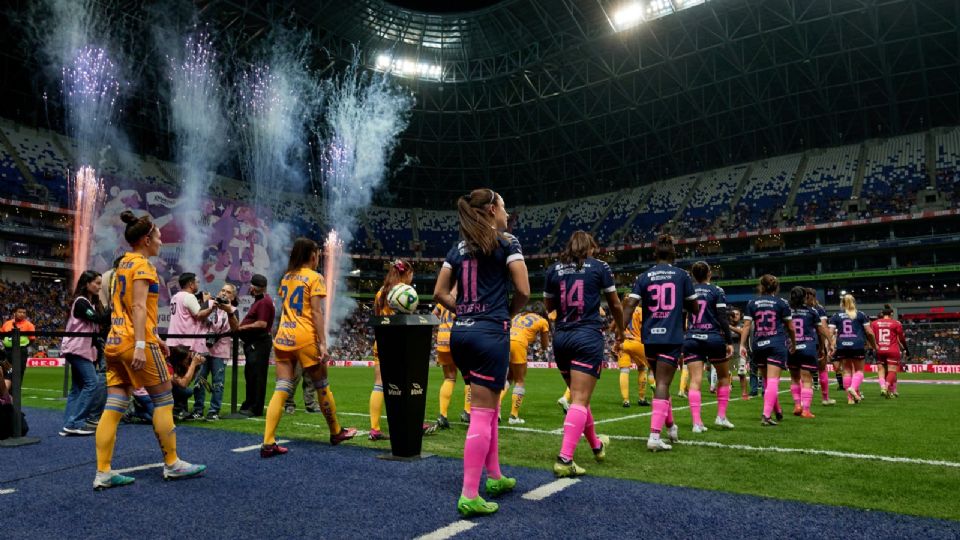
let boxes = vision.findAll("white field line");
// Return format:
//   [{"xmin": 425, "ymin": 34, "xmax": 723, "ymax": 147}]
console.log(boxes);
[
  {"xmin": 0, "ymin": 489, "xmax": 15, "ymax": 495},
  {"xmin": 521, "ymin": 478, "xmax": 580, "ymax": 501},
  {"xmin": 114, "ymin": 463, "xmax": 164, "ymax": 474},
  {"xmin": 414, "ymin": 521, "xmax": 476, "ymax": 540},
  {"xmin": 232, "ymin": 440, "xmax": 289, "ymax": 453}
]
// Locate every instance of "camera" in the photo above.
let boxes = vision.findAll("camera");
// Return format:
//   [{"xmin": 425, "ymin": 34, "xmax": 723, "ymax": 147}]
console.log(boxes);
[{"xmin": 214, "ymin": 296, "xmax": 229, "ymax": 305}]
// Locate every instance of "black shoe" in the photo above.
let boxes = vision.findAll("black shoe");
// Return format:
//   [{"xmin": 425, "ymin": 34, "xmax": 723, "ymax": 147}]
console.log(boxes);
[
  {"xmin": 205, "ymin": 413, "xmax": 220, "ymax": 421},
  {"xmin": 774, "ymin": 410, "xmax": 784, "ymax": 421},
  {"xmin": 638, "ymin": 399, "xmax": 650, "ymax": 407},
  {"xmin": 460, "ymin": 411, "xmax": 470, "ymax": 424},
  {"xmin": 437, "ymin": 415, "xmax": 451, "ymax": 429},
  {"xmin": 305, "ymin": 407, "xmax": 322, "ymax": 414},
  {"xmin": 238, "ymin": 409, "xmax": 253, "ymax": 417},
  {"xmin": 187, "ymin": 411, "xmax": 205, "ymax": 421},
  {"xmin": 175, "ymin": 410, "xmax": 189, "ymax": 421},
  {"xmin": 761, "ymin": 416, "xmax": 778, "ymax": 427}
]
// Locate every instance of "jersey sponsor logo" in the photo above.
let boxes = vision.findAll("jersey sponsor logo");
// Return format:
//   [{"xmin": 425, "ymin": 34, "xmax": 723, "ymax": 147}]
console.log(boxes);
[
  {"xmin": 281, "ymin": 321, "xmax": 297, "ymax": 329},
  {"xmin": 796, "ymin": 344, "xmax": 807, "ymax": 350},
  {"xmin": 387, "ymin": 383, "xmax": 401, "ymax": 396},
  {"xmin": 757, "ymin": 339, "xmax": 771, "ymax": 347},
  {"xmin": 275, "ymin": 337, "xmax": 296, "ymax": 347},
  {"xmin": 841, "ymin": 341, "xmax": 854, "ymax": 346},
  {"xmin": 651, "ymin": 328, "xmax": 666, "ymax": 334},
  {"xmin": 111, "ymin": 317, "xmax": 124, "ymax": 326},
  {"xmin": 455, "ymin": 319, "xmax": 476, "ymax": 327}
]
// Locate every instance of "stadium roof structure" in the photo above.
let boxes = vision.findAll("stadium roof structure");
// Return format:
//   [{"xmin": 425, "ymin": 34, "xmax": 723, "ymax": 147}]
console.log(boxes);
[{"xmin": 2, "ymin": 0, "xmax": 959, "ymax": 209}]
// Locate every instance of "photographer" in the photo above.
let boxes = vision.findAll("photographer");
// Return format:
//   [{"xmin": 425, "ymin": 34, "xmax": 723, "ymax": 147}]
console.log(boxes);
[
  {"xmin": 191, "ymin": 283, "xmax": 239, "ymax": 421},
  {"xmin": 237, "ymin": 274, "xmax": 275, "ymax": 417},
  {"xmin": 167, "ymin": 345, "xmax": 207, "ymax": 412},
  {"xmin": 167, "ymin": 273, "xmax": 216, "ymax": 420}
]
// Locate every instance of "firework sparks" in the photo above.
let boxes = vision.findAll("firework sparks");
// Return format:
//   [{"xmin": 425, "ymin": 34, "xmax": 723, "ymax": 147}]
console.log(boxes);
[
  {"xmin": 323, "ymin": 229, "xmax": 343, "ymax": 341},
  {"xmin": 61, "ymin": 45, "xmax": 121, "ymax": 164},
  {"xmin": 69, "ymin": 166, "xmax": 105, "ymax": 287}
]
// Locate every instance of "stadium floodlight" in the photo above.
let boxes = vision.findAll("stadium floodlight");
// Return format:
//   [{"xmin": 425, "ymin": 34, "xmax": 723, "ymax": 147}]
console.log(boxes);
[
  {"xmin": 612, "ymin": 3, "xmax": 645, "ymax": 31},
  {"xmin": 374, "ymin": 53, "xmax": 442, "ymax": 79}
]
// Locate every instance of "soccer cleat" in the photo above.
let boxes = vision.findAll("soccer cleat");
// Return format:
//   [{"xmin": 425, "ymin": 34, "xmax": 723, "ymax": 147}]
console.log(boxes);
[
  {"xmin": 436, "ymin": 415, "xmax": 451, "ymax": 429},
  {"xmin": 305, "ymin": 406, "xmax": 322, "ymax": 414},
  {"xmin": 847, "ymin": 396, "xmax": 856, "ymax": 405},
  {"xmin": 485, "ymin": 476, "xmax": 517, "ymax": 497},
  {"xmin": 667, "ymin": 423, "xmax": 679, "ymax": 443},
  {"xmin": 260, "ymin": 443, "xmax": 289, "ymax": 458},
  {"xmin": 557, "ymin": 396, "xmax": 570, "ymax": 413},
  {"xmin": 821, "ymin": 399, "xmax": 836, "ymax": 406},
  {"xmin": 622, "ymin": 400, "xmax": 630, "ymax": 408},
  {"xmin": 553, "ymin": 458, "xmax": 587, "ymax": 478},
  {"xmin": 847, "ymin": 389, "xmax": 860, "ymax": 404},
  {"xmin": 368, "ymin": 429, "xmax": 389, "ymax": 441},
  {"xmin": 284, "ymin": 405, "xmax": 296, "ymax": 415},
  {"xmin": 677, "ymin": 391, "xmax": 687, "ymax": 398},
  {"xmin": 760, "ymin": 416, "xmax": 778, "ymax": 427},
  {"xmin": 637, "ymin": 399, "xmax": 650, "ymax": 407},
  {"xmin": 855, "ymin": 390, "xmax": 865, "ymax": 402},
  {"xmin": 774, "ymin": 410, "xmax": 784, "ymax": 421},
  {"xmin": 646, "ymin": 436, "xmax": 672, "ymax": 452},
  {"xmin": 423, "ymin": 422, "xmax": 439, "ymax": 435},
  {"xmin": 692, "ymin": 424, "xmax": 708, "ymax": 434},
  {"xmin": 457, "ymin": 495, "xmax": 499, "ymax": 518},
  {"xmin": 460, "ymin": 411, "xmax": 471, "ymax": 424},
  {"xmin": 714, "ymin": 416, "xmax": 735, "ymax": 429},
  {"xmin": 330, "ymin": 427, "xmax": 358, "ymax": 446},
  {"xmin": 800, "ymin": 410, "xmax": 816, "ymax": 419},
  {"xmin": 163, "ymin": 460, "xmax": 206, "ymax": 481},
  {"xmin": 592, "ymin": 435, "xmax": 610, "ymax": 463},
  {"xmin": 892, "ymin": 392, "xmax": 899, "ymax": 398},
  {"xmin": 93, "ymin": 472, "xmax": 135, "ymax": 491},
  {"xmin": 793, "ymin": 404, "xmax": 803, "ymax": 416},
  {"xmin": 880, "ymin": 388, "xmax": 888, "ymax": 398},
  {"xmin": 63, "ymin": 427, "xmax": 96, "ymax": 436},
  {"xmin": 508, "ymin": 415, "xmax": 525, "ymax": 425}
]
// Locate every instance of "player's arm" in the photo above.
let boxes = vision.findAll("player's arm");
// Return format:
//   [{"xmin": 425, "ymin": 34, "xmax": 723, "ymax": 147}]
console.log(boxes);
[
  {"xmin": 539, "ymin": 326, "xmax": 550, "ymax": 352},
  {"xmin": 433, "ymin": 266, "xmax": 457, "ymax": 312},
  {"xmin": 784, "ymin": 316, "xmax": 797, "ymax": 353},
  {"xmin": 898, "ymin": 325, "xmax": 909, "ymax": 357},
  {"xmin": 508, "ymin": 259, "xmax": 530, "ymax": 317},
  {"xmin": 131, "ymin": 278, "xmax": 149, "ymax": 370},
  {"xmin": 738, "ymin": 318, "xmax": 752, "ymax": 360},
  {"xmin": 863, "ymin": 322, "xmax": 878, "ymax": 350},
  {"xmin": 605, "ymin": 290, "xmax": 625, "ymax": 345},
  {"xmin": 816, "ymin": 320, "xmax": 832, "ymax": 356},
  {"xmin": 311, "ymin": 294, "xmax": 327, "ymax": 358}
]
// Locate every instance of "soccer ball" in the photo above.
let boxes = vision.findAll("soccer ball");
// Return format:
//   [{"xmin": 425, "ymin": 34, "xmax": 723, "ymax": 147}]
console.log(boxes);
[{"xmin": 387, "ymin": 284, "xmax": 419, "ymax": 314}]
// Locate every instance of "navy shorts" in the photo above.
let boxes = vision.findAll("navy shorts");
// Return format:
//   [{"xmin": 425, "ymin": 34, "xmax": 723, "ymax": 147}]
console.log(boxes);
[
  {"xmin": 450, "ymin": 319, "xmax": 509, "ymax": 391},
  {"xmin": 553, "ymin": 328, "xmax": 605, "ymax": 379},
  {"xmin": 834, "ymin": 348, "xmax": 866, "ymax": 361},
  {"xmin": 752, "ymin": 345, "xmax": 788, "ymax": 369},
  {"xmin": 644, "ymin": 344, "xmax": 683, "ymax": 368},
  {"xmin": 788, "ymin": 350, "xmax": 818, "ymax": 373},
  {"xmin": 682, "ymin": 335, "xmax": 728, "ymax": 364}
]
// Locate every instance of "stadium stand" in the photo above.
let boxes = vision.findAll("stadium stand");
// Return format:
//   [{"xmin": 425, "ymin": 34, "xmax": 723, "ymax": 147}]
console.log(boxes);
[
  {"xmin": 625, "ymin": 174, "xmax": 697, "ymax": 242},
  {"xmin": 417, "ymin": 209, "xmax": 459, "ymax": 257},
  {"xmin": 792, "ymin": 145, "xmax": 859, "ymax": 225},
  {"xmin": 552, "ymin": 191, "xmax": 617, "ymax": 245},
  {"xmin": 731, "ymin": 153, "xmax": 802, "ymax": 231},
  {"xmin": 859, "ymin": 133, "xmax": 929, "ymax": 217},
  {"xmin": 677, "ymin": 165, "xmax": 746, "ymax": 238}
]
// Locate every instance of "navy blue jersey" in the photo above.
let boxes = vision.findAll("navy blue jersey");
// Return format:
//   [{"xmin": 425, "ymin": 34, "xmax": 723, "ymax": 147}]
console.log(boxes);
[
  {"xmin": 444, "ymin": 233, "xmax": 524, "ymax": 323},
  {"xmin": 630, "ymin": 263, "xmax": 696, "ymax": 345},
  {"xmin": 544, "ymin": 257, "xmax": 616, "ymax": 331},
  {"xmin": 685, "ymin": 283, "xmax": 727, "ymax": 339},
  {"xmin": 829, "ymin": 311, "xmax": 869, "ymax": 350},
  {"xmin": 744, "ymin": 296, "xmax": 792, "ymax": 347},
  {"xmin": 814, "ymin": 304, "xmax": 828, "ymax": 323},
  {"xmin": 790, "ymin": 306, "xmax": 821, "ymax": 351}
]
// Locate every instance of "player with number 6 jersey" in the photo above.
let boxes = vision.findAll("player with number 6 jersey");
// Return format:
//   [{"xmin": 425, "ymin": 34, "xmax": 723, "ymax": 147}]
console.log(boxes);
[
  {"xmin": 828, "ymin": 294, "xmax": 877, "ymax": 405},
  {"xmin": 622, "ymin": 234, "xmax": 697, "ymax": 452},
  {"xmin": 870, "ymin": 304, "xmax": 907, "ymax": 398}
]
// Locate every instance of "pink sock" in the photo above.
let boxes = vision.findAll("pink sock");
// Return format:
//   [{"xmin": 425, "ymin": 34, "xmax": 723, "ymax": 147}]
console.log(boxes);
[
  {"xmin": 650, "ymin": 398, "xmax": 669, "ymax": 434},
  {"xmin": 790, "ymin": 383, "xmax": 801, "ymax": 405},
  {"xmin": 878, "ymin": 376, "xmax": 887, "ymax": 391},
  {"xmin": 762, "ymin": 378, "xmax": 779, "ymax": 418},
  {"xmin": 853, "ymin": 372, "xmax": 864, "ymax": 393},
  {"xmin": 801, "ymin": 387, "xmax": 813, "ymax": 412},
  {"xmin": 485, "ymin": 406, "xmax": 501, "ymax": 479},
  {"xmin": 462, "ymin": 407, "xmax": 494, "ymax": 499},
  {"xmin": 843, "ymin": 375, "xmax": 852, "ymax": 391},
  {"xmin": 774, "ymin": 392, "xmax": 782, "ymax": 414},
  {"xmin": 688, "ymin": 389, "xmax": 702, "ymax": 426},
  {"xmin": 716, "ymin": 385, "xmax": 730, "ymax": 418},
  {"xmin": 890, "ymin": 381, "xmax": 897, "ymax": 394},
  {"xmin": 583, "ymin": 406, "xmax": 601, "ymax": 450},
  {"xmin": 819, "ymin": 371, "xmax": 830, "ymax": 400},
  {"xmin": 559, "ymin": 404, "xmax": 588, "ymax": 461},
  {"xmin": 666, "ymin": 398, "xmax": 675, "ymax": 427}
]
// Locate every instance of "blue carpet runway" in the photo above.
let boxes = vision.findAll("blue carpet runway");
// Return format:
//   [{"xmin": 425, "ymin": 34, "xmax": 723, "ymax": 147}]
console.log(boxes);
[{"xmin": 1, "ymin": 408, "xmax": 957, "ymax": 539}]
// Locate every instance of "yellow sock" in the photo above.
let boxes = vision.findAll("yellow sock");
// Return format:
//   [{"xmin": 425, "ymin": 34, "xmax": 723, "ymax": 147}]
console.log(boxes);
[
  {"xmin": 263, "ymin": 389, "xmax": 290, "ymax": 445},
  {"xmin": 648, "ymin": 371, "xmax": 656, "ymax": 388},
  {"xmin": 563, "ymin": 388, "xmax": 571, "ymax": 402},
  {"xmin": 619, "ymin": 369, "xmax": 630, "ymax": 402},
  {"xmin": 638, "ymin": 367, "xmax": 648, "ymax": 400},
  {"xmin": 316, "ymin": 383, "xmax": 342, "ymax": 435},
  {"xmin": 510, "ymin": 386, "xmax": 525, "ymax": 418},
  {"xmin": 680, "ymin": 366, "xmax": 689, "ymax": 392},
  {"xmin": 151, "ymin": 405, "xmax": 179, "ymax": 466},
  {"xmin": 463, "ymin": 384, "xmax": 471, "ymax": 413},
  {"xmin": 439, "ymin": 379, "xmax": 454, "ymax": 417},
  {"xmin": 369, "ymin": 385, "xmax": 384, "ymax": 431},
  {"xmin": 95, "ymin": 399, "xmax": 126, "ymax": 472},
  {"xmin": 499, "ymin": 382, "xmax": 510, "ymax": 410}
]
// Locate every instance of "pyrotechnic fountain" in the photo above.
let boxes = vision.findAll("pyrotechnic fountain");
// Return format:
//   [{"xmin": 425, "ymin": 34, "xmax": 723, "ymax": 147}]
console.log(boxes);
[
  {"xmin": 68, "ymin": 166, "xmax": 105, "ymax": 286},
  {"xmin": 323, "ymin": 230, "xmax": 343, "ymax": 338}
]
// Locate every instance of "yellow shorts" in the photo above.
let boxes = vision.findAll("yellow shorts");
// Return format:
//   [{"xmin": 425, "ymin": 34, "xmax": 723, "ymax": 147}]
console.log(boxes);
[
  {"xmin": 436, "ymin": 349, "xmax": 453, "ymax": 366},
  {"xmin": 105, "ymin": 343, "xmax": 169, "ymax": 388},
  {"xmin": 618, "ymin": 340, "xmax": 648, "ymax": 369},
  {"xmin": 275, "ymin": 343, "xmax": 323, "ymax": 369},
  {"xmin": 509, "ymin": 341, "xmax": 528, "ymax": 365}
]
